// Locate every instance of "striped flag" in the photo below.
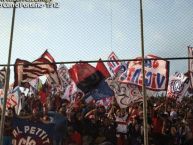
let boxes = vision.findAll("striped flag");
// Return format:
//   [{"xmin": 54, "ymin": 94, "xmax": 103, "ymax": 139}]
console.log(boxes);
[
  {"xmin": 14, "ymin": 50, "xmax": 58, "ymax": 88},
  {"xmin": 0, "ymin": 67, "xmax": 6, "ymax": 89}
]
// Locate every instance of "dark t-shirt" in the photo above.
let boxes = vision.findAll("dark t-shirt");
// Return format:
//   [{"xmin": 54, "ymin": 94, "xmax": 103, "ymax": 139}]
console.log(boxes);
[
  {"xmin": 4, "ymin": 116, "xmax": 13, "ymax": 136},
  {"xmin": 48, "ymin": 111, "xmax": 67, "ymax": 140}
]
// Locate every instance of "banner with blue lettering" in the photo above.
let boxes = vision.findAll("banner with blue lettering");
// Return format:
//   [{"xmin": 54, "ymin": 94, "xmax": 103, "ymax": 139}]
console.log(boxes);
[
  {"xmin": 107, "ymin": 52, "xmax": 127, "ymax": 77},
  {"xmin": 119, "ymin": 55, "xmax": 169, "ymax": 91},
  {"xmin": 12, "ymin": 117, "xmax": 54, "ymax": 145}
]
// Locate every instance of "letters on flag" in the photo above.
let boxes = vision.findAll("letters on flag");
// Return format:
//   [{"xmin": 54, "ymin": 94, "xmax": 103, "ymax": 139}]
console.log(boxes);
[
  {"xmin": 167, "ymin": 72, "xmax": 190, "ymax": 101},
  {"xmin": 0, "ymin": 67, "xmax": 6, "ymax": 89},
  {"xmin": 12, "ymin": 117, "xmax": 54, "ymax": 145},
  {"xmin": 119, "ymin": 54, "xmax": 169, "ymax": 91},
  {"xmin": 106, "ymin": 77, "xmax": 143, "ymax": 108},
  {"xmin": 14, "ymin": 50, "xmax": 58, "ymax": 88},
  {"xmin": 107, "ymin": 52, "xmax": 127, "ymax": 76},
  {"xmin": 188, "ymin": 46, "xmax": 193, "ymax": 88}
]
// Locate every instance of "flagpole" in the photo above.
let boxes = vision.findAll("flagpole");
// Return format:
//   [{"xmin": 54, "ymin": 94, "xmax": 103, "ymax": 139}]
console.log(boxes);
[
  {"xmin": 140, "ymin": 0, "xmax": 149, "ymax": 145},
  {"xmin": 0, "ymin": 1, "xmax": 16, "ymax": 144}
]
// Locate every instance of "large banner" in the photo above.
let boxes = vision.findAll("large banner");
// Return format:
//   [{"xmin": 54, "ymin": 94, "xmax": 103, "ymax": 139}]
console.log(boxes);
[
  {"xmin": 167, "ymin": 72, "xmax": 190, "ymax": 101},
  {"xmin": 188, "ymin": 46, "xmax": 193, "ymax": 88},
  {"xmin": 12, "ymin": 117, "xmax": 54, "ymax": 145},
  {"xmin": 119, "ymin": 54, "xmax": 169, "ymax": 91}
]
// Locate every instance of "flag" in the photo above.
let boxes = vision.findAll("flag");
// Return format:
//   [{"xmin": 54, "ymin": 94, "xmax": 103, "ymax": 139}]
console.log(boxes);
[
  {"xmin": 58, "ymin": 64, "xmax": 71, "ymax": 89},
  {"xmin": 69, "ymin": 63, "xmax": 103, "ymax": 93},
  {"xmin": 0, "ymin": 86, "xmax": 21, "ymax": 112},
  {"xmin": 30, "ymin": 78, "xmax": 42, "ymax": 93},
  {"xmin": 119, "ymin": 54, "xmax": 169, "ymax": 91},
  {"xmin": 84, "ymin": 79, "xmax": 114, "ymax": 102},
  {"xmin": 14, "ymin": 50, "xmax": 58, "ymax": 88},
  {"xmin": 0, "ymin": 67, "xmax": 6, "ymax": 89},
  {"xmin": 188, "ymin": 46, "xmax": 193, "ymax": 88},
  {"xmin": 106, "ymin": 77, "xmax": 143, "ymax": 108},
  {"xmin": 96, "ymin": 59, "xmax": 111, "ymax": 79},
  {"xmin": 107, "ymin": 52, "xmax": 127, "ymax": 77},
  {"xmin": 167, "ymin": 72, "xmax": 190, "ymax": 101},
  {"xmin": 39, "ymin": 82, "xmax": 48, "ymax": 104},
  {"xmin": 61, "ymin": 81, "xmax": 77, "ymax": 101},
  {"xmin": 54, "ymin": 64, "xmax": 78, "ymax": 100}
]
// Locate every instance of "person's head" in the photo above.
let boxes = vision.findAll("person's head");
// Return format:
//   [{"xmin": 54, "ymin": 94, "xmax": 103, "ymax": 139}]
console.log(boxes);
[
  {"xmin": 42, "ymin": 115, "xmax": 50, "ymax": 122},
  {"xmin": 59, "ymin": 107, "xmax": 66, "ymax": 116},
  {"xmin": 7, "ymin": 108, "xmax": 13, "ymax": 117},
  {"xmin": 21, "ymin": 93, "xmax": 25, "ymax": 97},
  {"xmin": 116, "ymin": 109, "xmax": 121, "ymax": 117},
  {"xmin": 31, "ymin": 93, "xmax": 35, "ymax": 98},
  {"xmin": 19, "ymin": 109, "xmax": 25, "ymax": 116}
]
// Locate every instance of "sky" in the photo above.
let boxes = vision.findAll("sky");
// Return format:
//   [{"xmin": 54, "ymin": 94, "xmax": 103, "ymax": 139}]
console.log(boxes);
[{"xmin": 0, "ymin": 0, "xmax": 193, "ymax": 83}]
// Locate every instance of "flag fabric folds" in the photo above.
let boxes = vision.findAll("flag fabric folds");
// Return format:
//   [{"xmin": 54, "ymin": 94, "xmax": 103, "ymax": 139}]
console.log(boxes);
[
  {"xmin": 84, "ymin": 79, "xmax": 114, "ymax": 102},
  {"xmin": 0, "ymin": 67, "xmax": 6, "ymax": 89},
  {"xmin": 57, "ymin": 64, "xmax": 77, "ymax": 100},
  {"xmin": 106, "ymin": 77, "xmax": 143, "ymax": 108},
  {"xmin": 69, "ymin": 63, "xmax": 103, "ymax": 93},
  {"xmin": 167, "ymin": 72, "xmax": 190, "ymax": 101},
  {"xmin": 14, "ymin": 50, "xmax": 58, "ymax": 88},
  {"xmin": 0, "ymin": 86, "xmax": 21, "ymax": 113},
  {"xmin": 96, "ymin": 59, "xmax": 111, "ymax": 79},
  {"xmin": 119, "ymin": 54, "xmax": 169, "ymax": 91},
  {"xmin": 107, "ymin": 52, "xmax": 127, "ymax": 77}
]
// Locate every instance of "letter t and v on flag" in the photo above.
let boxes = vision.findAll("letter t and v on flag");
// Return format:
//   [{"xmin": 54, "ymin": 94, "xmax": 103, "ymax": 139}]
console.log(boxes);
[{"xmin": 119, "ymin": 54, "xmax": 169, "ymax": 91}]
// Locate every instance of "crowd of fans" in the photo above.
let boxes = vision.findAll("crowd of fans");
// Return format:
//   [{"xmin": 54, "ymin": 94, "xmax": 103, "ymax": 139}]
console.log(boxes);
[{"xmin": 1, "ymin": 91, "xmax": 193, "ymax": 145}]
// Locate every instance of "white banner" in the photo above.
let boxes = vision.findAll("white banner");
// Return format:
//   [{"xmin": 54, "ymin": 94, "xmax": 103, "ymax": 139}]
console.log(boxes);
[
  {"xmin": 167, "ymin": 72, "xmax": 190, "ymax": 101},
  {"xmin": 107, "ymin": 52, "xmax": 127, "ymax": 77},
  {"xmin": 106, "ymin": 77, "xmax": 143, "ymax": 108},
  {"xmin": 119, "ymin": 54, "xmax": 169, "ymax": 91}
]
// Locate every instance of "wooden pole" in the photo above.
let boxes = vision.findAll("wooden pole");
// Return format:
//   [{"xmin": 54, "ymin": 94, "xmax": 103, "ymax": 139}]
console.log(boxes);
[
  {"xmin": 0, "ymin": 1, "xmax": 16, "ymax": 144},
  {"xmin": 140, "ymin": 0, "xmax": 149, "ymax": 145}
]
